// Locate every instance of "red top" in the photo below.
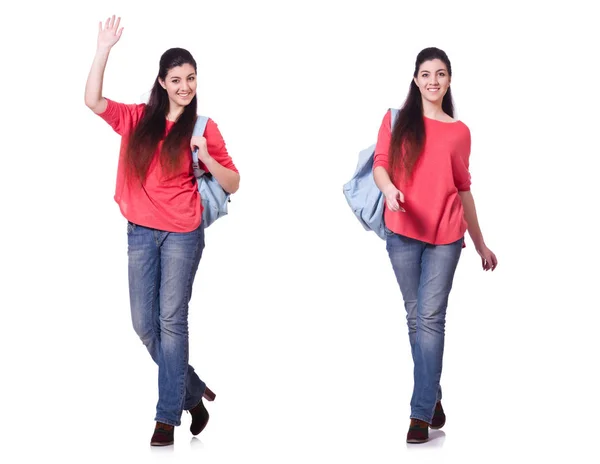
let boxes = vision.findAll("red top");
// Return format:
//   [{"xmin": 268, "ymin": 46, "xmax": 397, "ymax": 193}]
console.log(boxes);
[
  {"xmin": 373, "ymin": 111, "xmax": 471, "ymax": 245},
  {"xmin": 98, "ymin": 99, "xmax": 238, "ymax": 232}
]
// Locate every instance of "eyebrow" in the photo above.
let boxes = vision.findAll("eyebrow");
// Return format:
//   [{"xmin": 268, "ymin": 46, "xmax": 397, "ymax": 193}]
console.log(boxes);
[
  {"xmin": 170, "ymin": 73, "xmax": 196, "ymax": 79},
  {"xmin": 421, "ymin": 69, "xmax": 447, "ymax": 73}
]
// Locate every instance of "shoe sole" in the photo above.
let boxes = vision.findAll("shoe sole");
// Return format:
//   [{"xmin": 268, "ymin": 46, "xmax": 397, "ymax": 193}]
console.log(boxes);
[
  {"xmin": 406, "ymin": 438, "xmax": 429, "ymax": 444},
  {"xmin": 150, "ymin": 441, "xmax": 174, "ymax": 446}
]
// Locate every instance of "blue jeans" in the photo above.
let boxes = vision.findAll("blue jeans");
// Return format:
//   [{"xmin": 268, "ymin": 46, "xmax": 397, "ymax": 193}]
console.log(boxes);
[
  {"xmin": 127, "ymin": 221, "xmax": 207, "ymax": 426},
  {"xmin": 385, "ymin": 229, "xmax": 463, "ymax": 423}
]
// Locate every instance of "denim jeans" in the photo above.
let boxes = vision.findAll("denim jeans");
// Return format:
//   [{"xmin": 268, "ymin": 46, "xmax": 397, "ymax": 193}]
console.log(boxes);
[
  {"xmin": 385, "ymin": 229, "xmax": 463, "ymax": 423},
  {"xmin": 127, "ymin": 221, "xmax": 207, "ymax": 426}
]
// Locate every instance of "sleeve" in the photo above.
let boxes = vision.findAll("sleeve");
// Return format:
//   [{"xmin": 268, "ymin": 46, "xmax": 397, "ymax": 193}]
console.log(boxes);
[
  {"xmin": 203, "ymin": 118, "xmax": 239, "ymax": 173},
  {"xmin": 373, "ymin": 110, "xmax": 393, "ymax": 172},
  {"xmin": 452, "ymin": 124, "xmax": 472, "ymax": 191},
  {"xmin": 97, "ymin": 98, "xmax": 145, "ymax": 136}
]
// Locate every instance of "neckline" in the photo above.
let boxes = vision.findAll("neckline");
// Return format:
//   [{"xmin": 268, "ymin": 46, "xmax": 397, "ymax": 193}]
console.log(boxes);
[{"xmin": 424, "ymin": 115, "xmax": 460, "ymax": 124}]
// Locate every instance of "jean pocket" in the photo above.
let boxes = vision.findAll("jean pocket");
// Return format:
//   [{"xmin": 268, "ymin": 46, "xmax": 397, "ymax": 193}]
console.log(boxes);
[
  {"xmin": 384, "ymin": 226, "xmax": 395, "ymax": 236},
  {"xmin": 127, "ymin": 221, "xmax": 136, "ymax": 235}
]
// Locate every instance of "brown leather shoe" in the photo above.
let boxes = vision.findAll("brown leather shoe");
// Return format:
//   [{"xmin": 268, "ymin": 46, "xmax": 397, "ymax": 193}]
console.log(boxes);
[
  {"xmin": 430, "ymin": 401, "xmax": 446, "ymax": 429},
  {"xmin": 150, "ymin": 422, "xmax": 174, "ymax": 446},
  {"xmin": 406, "ymin": 418, "xmax": 429, "ymax": 444}
]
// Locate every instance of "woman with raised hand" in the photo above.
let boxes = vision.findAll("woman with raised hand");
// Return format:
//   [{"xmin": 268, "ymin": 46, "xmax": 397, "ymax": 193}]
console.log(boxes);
[
  {"xmin": 85, "ymin": 15, "xmax": 240, "ymax": 446},
  {"xmin": 373, "ymin": 47, "xmax": 497, "ymax": 444}
]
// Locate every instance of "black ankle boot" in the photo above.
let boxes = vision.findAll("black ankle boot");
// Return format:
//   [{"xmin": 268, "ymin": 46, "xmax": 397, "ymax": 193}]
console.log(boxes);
[{"xmin": 189, "ymin": 399, "xmax": 210, "ymax": 436}]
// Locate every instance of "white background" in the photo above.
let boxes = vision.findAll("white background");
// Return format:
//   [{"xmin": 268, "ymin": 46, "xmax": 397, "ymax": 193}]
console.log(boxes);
[{"xmin": 1, "ymin": 0, "xmax": 598, "ymax": 462}]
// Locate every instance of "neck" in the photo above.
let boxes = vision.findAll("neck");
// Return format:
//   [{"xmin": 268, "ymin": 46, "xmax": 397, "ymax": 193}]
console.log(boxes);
[
  {"xmin": 166, "ymin": 105, "xmax": 184, "ymax": 122},
  {"xmin": 421, "ymin": 99, "xmax": 445, "ymax": 120}
]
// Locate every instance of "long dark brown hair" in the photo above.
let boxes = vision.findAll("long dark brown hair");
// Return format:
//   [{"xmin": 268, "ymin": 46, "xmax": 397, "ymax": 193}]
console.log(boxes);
[
  {"xmin": 389, "ymin": 47, "xmax": 454, "ymax": 182},
  {"xmin": 125, "ymin": 48, "xmax": 198, "ymax": 184}
]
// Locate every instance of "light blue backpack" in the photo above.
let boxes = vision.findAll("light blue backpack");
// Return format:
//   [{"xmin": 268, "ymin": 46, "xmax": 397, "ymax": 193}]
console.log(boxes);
[
  {"xmin": 343, "ymin": 108, "xmax": 398, "ymax": 240},
  {"xmin": 191, "ymin": 116, "xmax": 231, "ymax": 228}
]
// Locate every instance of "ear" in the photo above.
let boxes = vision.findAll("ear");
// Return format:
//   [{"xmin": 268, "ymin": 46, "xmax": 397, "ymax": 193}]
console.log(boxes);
[
  {"xmin": 413, "ymin": 76, "xmax": 418, "ymax": 86},
  {"xmin": 158, "ymin": 78, "xmax": 167, "ymax": 90}
]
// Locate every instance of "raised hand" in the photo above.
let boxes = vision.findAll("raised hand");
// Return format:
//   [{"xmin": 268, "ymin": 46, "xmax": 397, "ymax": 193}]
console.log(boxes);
[{"xmin": 97, "ymin": 15, "xmax": 123, "ymax": 51}]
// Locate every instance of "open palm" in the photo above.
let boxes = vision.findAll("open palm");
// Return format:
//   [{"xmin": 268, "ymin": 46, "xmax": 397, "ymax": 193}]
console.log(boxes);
[{"xmin": 97, "ymin": 15, "xmax": 123, "ymax": 50}]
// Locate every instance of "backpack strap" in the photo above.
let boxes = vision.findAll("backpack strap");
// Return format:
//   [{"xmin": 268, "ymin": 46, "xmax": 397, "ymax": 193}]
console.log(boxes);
[
  {"xmin": 390, "ymin": 108, "xmax": 399, "ymax": 128},
  {"xmin": 193, "ymin": 115, "xmax": 209, "ymax": 136},
  {"xmin": 191, "ymin": 115, "xmax": 209, "ymax": 166}
]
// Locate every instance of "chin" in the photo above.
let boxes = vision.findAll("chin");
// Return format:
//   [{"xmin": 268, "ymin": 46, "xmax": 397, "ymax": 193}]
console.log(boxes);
[{"xmin": 425, "ymin": 94, "xmax": 445, "ymax": 104}]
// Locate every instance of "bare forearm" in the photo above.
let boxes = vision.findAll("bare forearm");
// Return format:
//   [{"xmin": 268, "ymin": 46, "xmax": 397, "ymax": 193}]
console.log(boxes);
[
  {"xmin": 84, "ymin": 48, "xmax": 111, "ymax": 113},
  {"xmin": 86, "ymin": 16, "xmax": 123, "ymax": 112},
  {"xmin": 374, "ymin": 166, "xmax": 394, "ymax": 192},
  {"xmin": 459, "ymin": 190, "xmax": 485, "ymax": 248},
  {"xmin": 203, "ymin": 157, "xmax": 240, "ymax": 194}
]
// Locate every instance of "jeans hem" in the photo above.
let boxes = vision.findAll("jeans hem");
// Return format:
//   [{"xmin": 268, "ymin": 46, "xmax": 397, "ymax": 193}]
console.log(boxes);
[
  {"xmin": 410, "ymin": 414, "xmax": 432, "ymax": 425},
  {"xmin": 184, "ymin": 395, "xmax": 203, "ymax": 412},
  {"xmin": 155, "ymin": 417, "xmax": 181, "ymax": 427}
]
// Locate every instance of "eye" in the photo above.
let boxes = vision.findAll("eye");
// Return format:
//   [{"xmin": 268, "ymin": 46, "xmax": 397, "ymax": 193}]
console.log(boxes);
[
  {"xmin": 188, "ymin": 76, "xmax": 195, "ymax": 81},
  {"xmin": 171, "ymin": 79, "xmax": 180, "ymax": 84},
  {"xmin": 422, "ymin": 73, "xmax": 429, "ymax": 78},
  {"xmin": 438, "ymin": 72, "xmax": 446, "ymax": 77}
]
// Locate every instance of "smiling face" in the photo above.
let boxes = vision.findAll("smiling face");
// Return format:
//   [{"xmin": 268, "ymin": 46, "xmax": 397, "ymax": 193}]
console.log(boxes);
[
  {"xmin": 413, "ymin": 59, "xmax": 451, "ymax": 104},
  {"xmin": 158, "ymin": 63, "xmax": 197, "ymax": 112}
]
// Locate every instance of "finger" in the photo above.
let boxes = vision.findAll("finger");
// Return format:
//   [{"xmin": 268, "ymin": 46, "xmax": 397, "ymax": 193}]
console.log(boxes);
[
  {"xmin": 98, "ymin": 21, "xmax": 102, "ymax": 34},
  {"xmin": 114, "ymin": 17, "xmax": 121, "ymax": 33},
  {"xmin": 117, "ymin": 27, "xmax": 124, "ymax": 38},
  {"xmin": 110, "ymin": 14, "xmax": 116, "ymax": 29},
  {"xmin": 387, "ymin": 200, "xmax": 399, "ymax": 212},
  {"xmin": 104, "ymin": 17, "xmax": 111, "ymax": 30},
  {"xmin": 490, "ymin": 254, "xmax": 498, "ymax": 271},
  {"xmin": 398, "ymin": 190, "xmax": 405, "ymax": 203}
]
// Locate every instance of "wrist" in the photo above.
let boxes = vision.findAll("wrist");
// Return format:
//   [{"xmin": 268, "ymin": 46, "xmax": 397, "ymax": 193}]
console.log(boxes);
[
  {"xmin": 473, "ymin": 239, "xmax": 486, "ymax": 251},
  {"xmin": 95, "ymin": 46, "xmax": 112, "ymax": 56},
  {"xmin": 201, "ymin": 153, "xmax": 215, "ymax": 167},
  {"xmin": 382, "ymin": 183, "xmax": 395, "ymax": 195}
]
